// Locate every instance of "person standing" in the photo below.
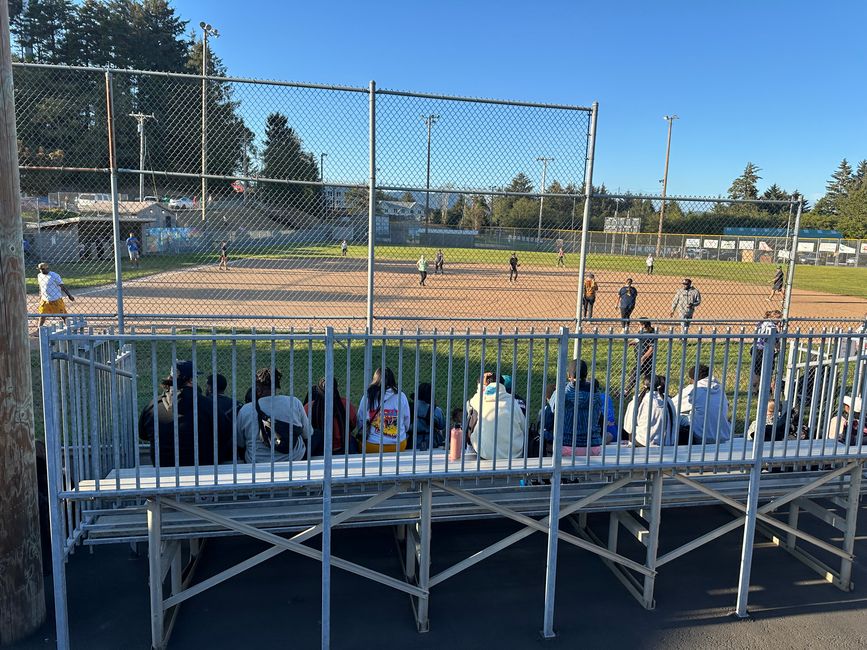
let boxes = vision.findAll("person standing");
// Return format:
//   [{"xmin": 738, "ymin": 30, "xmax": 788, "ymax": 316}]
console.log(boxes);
[
  {"xmin": 508, "ymin": 252, "xmax": 520, "ymax": 283},
  {"xmin": 125, "ymin": 232, "xmax": 141, "ymax": 268},
  {"xmin": 417, "ymin": 253, "xmax": 428, "ymax": 286},
  {"xmin": 557, "ymin": 245, "xmax": 565, "ymax": 268},
  {"xmin": 341, "ymin": 239, "xmax": 348, "ymax": 257},
  {"xmin": 670, "ymin": 278, "xmax": 702, "ymax": 331},
  {"xmin": 218, "ymin": 240, "xmax": 229, "ymax": 271},
  {"xmin": 617, "ymin": 278, "xmax": 638, "ymax": 332},
  {"xmin": 646, "ymin": 253, "xmax": 654, "ymax": 275},
  {"xmin": 36, "ymin": 262, "xmax": 75, "ymax": 327},
  {"xmin": 768, "ymin": 265, "xmax": 784, "ymax": 302},
  {"xmin": 434, "ymin": 249, "xmax": 445, "ymax": 274},
  {"xmin": 582, "ymin": 272, "xmax": 598, "ymax": 319}
]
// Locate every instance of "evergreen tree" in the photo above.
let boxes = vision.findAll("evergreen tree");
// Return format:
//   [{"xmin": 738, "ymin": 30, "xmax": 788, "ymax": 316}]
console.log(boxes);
[
  {"xmin": 727, "ymin": 163, "xmax": 762, "ymax": 200},
  {"xmin": 260, "ymin": 112, "xmax": 321, "ymax": 217},
  {"xmin": 814, "ymin": 159, "xmax": 855, "ymax": 215},
  {"xmin": 853, "ymin": 160, "xmax": 867, "ymax": 190},
  {"xmin": 400, "ymin": 191, "xmax": 415, "ymax": 203},
  {"xmin": 10, "ymin": 0, "xmax": 73, "ymax": 62}
]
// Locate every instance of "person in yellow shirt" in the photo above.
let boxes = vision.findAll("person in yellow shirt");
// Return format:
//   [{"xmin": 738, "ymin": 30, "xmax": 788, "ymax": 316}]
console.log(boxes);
[
  {"xmin": 36, "ymin": 262, "xmax": 75, "ymax": 327},
  {"xmin": 582, "ymin": 272, "xmax": 598, "ymax": 319}
]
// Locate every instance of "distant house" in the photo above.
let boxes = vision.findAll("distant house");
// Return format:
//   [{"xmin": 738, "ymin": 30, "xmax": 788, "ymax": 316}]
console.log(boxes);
[{"xmin": 377, "ymin": 200, "xmax": 424, "ymax": 220}]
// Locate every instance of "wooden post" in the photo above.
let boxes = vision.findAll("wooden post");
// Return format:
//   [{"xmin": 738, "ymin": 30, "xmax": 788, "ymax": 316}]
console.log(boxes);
[{"xmin": 0, "ymin": 1, "xmax": 47, "ymax": 644}]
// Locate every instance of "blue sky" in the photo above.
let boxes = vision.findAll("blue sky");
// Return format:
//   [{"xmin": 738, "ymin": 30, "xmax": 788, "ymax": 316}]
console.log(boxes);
[{"xmin": 174, "ymin": 0, "xmax": 866, "ymax": 201}]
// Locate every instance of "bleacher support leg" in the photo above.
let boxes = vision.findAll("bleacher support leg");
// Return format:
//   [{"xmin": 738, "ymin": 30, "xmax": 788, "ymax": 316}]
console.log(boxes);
[
  {"xmin": 147, "ymin": 498, "xmax": 165, "ymax": 649},
  {"xmin": 641, "ymin": 472, "xmax": 663, "ymax": 610},
  {"xmin": 838, "ymin": 463, "xmax": 863, "ymax": 590},
  {"xmin": 416, "ymin": 481, "xmax": 433, "ymax": 632}
]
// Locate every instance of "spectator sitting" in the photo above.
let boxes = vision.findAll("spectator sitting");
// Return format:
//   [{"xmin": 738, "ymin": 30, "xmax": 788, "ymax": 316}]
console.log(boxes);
[
  {"xmin": 357, "ymin": 367, "xmax": 411, "ymax": 452},
  {"xmin": 544, "ymin": 360, "xmax": 604, "ymax": 456},
  {"xmin": 411, "ymin": 382, "xmax": 446, "ymax": 451},
  {"xmin": 304, "ymin": 377, "xmax": 359, "ymax": 455},
  {"xmin": 675, "ymin": 364, "xmax": 732, "ymax": 444},
  {"xmin": 204, "ymin": 373, "xmax": 236, "ymax": 421},
  {"xmin": 828, "ymin": 395, "xmax": 867, "ymax": 445},
  {"xmin": 594, "ymin": 379, "xmax": 619, "ymax": 443},
  {"xmin": 747, "ymin": 399, "xmax": 788, "ymax": 441},
  {"xmin": 138, "ymin": 360, "xmax": 233, "ymax": 468},
  {"xmin": 237, "ymin": 368, "xmax": 312, "ymax": 463},
  {"xmin": 466, "ymin": 371, "xmax": 526, "ymax": 460},
  {"xmin": 624, "ymin": 374, "xmax": 677, "ymax": 447},
  {"xmin": 500, "ymin": 374, "xmax": 527, "ymax": 415}
]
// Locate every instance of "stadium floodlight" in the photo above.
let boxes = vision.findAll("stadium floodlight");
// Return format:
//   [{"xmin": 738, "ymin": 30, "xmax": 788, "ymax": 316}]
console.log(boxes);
[
  {"xmin": 536, "ymin": 156, "xmax": 554, "ymax": 242},
  {"xmin": 656, "ymin": 114, "xmax": 680, "ymax": 256},
  {"xmin": 200, "ymin": 21, "xmax": 220, "ymax": 221},
  {"xmin": 421, "ymin": 115, "xmax": 440, "ymax": 235}
]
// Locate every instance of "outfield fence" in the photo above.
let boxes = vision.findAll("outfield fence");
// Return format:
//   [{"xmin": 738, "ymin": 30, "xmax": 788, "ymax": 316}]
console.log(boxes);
[{"xmin": 14, "ymin": 62, "xmax": 862, "ymax": 333}]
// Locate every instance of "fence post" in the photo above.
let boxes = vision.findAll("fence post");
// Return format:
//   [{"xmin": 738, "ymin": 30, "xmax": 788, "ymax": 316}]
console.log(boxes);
[
  {"xmin": 781, "ymin": 196, "xmax": 802, "ymax": 326},
  {"xmin": 365, "ymin": 80, "xmax": 376, "ymax": 374},
  {"xmin": 574, "ymin": 101, "xmax": 598, "ymax": 357},
  {"xmin": 541, "ymin": 326, "xmax": 570, "ymax": 638},
  {"xmin": 321, "ymin": 327, "xmax": 335, "ymax": 649},
  {"xmin": 734, "ymin": 327, "xmax": 776, "ymax": 617},
  {"xmin": 105, "ymin": 71, "xmax": 125, "ymax": 332}
]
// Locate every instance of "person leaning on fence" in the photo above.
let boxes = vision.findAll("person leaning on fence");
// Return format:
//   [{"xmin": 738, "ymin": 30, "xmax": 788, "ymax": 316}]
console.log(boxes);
[
  {"xmin": 36, "ymin": 262, "xmax": 75, "ymax": 327},
  {"xmin": 669, "ymin": 278, "xmax": 701, "ymax": 330},
  {"xmin": 236, "ymin": 368, "xmax": 312, "ymax": 463},
  {"xmin": 751, "ymin": 310, "xmax": 782, "ymax": 388},
  {"xmin": 582, "ymin": 273, "xmax": 598, "ymax": 319},
  {"xmin": 304, "ymin": 377, "xmax": 359, "ymax": 455},
  {"xmin": 357, "ymin": 367, "xmax": 411, "ymax": 453},
  {"xmin": 828, "ymin": 395, "xmax": 867, "ymax": 445},
  {"xmin": 675, "ymin": 364, "xmax": 731, "ymax": 444},
  {"xmin": 204, "ymin": 373, "xmax": 236, "ymax": 421},
  {"xmin": 544, "ymin": 360, "xmax": 605, "ymax": 456},
  {"xmin": 138, "ymin": 360, "xmax": 234, "ymax": 468},
  {"xmin": 466, "ymin": 372, "xmax": 526, "ymax": 459},
  {"xmin": 624, "ymin": 374, "xmax": 678, "ymax": 447},
  {"xmin": 410, "ymin": 382, "xmax": 446, "ymax": 451}
]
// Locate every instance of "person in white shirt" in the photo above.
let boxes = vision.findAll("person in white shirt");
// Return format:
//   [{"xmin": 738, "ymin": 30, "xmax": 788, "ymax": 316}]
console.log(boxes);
[
  {"xmin": 466, "ymin": 371, "xmax": 526, "ymax": 460},
  {"xmin": 625, "ymin": 375, "xmax": 677, "ymax": 446},
  {"xmin": 645, "ymin": 254, "xmax": 654, "ymax": 275},
  {"xmin": 357, "ymin": 367, "xmax": 411, "ymax": 452},
  {"xmin": 675, "ymin": 364, "xmax": 731, "ymax": 444},
  {"xmin": 236, "ymin": 368, "xmax": 312, "ymax": 463},
  {"xmin": 828, "ymin": 395, "xmax": 866, "ymax": 444},
  {"xmin": 36, "ymin": 262, "xmax": 75, "ymax": 326}
]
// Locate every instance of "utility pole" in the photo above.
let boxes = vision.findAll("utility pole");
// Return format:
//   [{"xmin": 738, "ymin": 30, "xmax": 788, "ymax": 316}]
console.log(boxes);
[
  {"xmin": 421, "ymin": 114, "xmax": 439, "ymax": 235},
  {"xmin": 129, "ymin": 112, "xmax": 155, "ymax": 201},
  {"xmin": 200, "ymin": 21, "xmax": 219, "ymax": 221},
  {"xmin": 536, "ymin": 156, "xmax": 553, "ymax": 242},
  {"xmin": 0, "ymin": 1, "xmax": 47, "ymax": 643},
  {"xmin": 655, "ymin": 114, "xmax": 678, "ymax": 257}
]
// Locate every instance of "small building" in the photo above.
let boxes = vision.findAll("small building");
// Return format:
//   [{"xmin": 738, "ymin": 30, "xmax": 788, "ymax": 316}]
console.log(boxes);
[{"xmin": 25, "ymin": 215, "xmax": 156, "ymax": 263}]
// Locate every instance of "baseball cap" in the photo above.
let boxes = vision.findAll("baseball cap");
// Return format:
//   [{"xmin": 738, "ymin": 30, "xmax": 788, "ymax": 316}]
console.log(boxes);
[
  {"xmin": 843, "ymin": 395, "xmax": 863, "ymax": 413},
  {"xmin": 682, "ymin": 278, "xmax": 691, "ymax": 285},
  {"xmin": 171, "ymin": 360, "xmax": 201, "ymax": 382},
  {"xmin": 37, "ymin": 262, "xmax": 49, "ymax": 270}
]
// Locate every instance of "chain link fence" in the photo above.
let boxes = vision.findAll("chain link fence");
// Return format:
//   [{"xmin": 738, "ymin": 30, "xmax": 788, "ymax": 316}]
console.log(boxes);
[{"xmin": 14, "ymin": 63, "xmax": 865, "ymax": 334}]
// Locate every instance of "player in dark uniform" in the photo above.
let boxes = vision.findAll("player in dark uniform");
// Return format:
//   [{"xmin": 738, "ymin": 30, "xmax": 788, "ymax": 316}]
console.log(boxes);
[
  {"xmin": 218, "ymin": 240, "xmax": 229, "ymax": 270},
  {"xmin": 768, "ymin": 265, "xmax": 784, "ymax": 302},
  {"xmin": 434, "ymin": 249, "xmax": 445, "ymax": 274},
  {"xmin": 509, "ymin": 252, "xmax": 519, "ymax": 283}
]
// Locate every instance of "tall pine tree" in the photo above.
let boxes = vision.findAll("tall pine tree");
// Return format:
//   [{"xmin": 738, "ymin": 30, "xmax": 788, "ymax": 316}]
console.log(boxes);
[{"xmin": 727, "ymin": 163, "xmax": 762, "ymax": 200}]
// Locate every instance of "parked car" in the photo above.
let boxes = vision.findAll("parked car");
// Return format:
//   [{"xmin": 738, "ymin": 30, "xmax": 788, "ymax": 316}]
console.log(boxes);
[
  {"xmin": 168, "ymin": 196, "xmax": 194, "ymax": 209},
  {"xmin": 143, "ymin": 195, "xmax": 159, "ymax": 203}
]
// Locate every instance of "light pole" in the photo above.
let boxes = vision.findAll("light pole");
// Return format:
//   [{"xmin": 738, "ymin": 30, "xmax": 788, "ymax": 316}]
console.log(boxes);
[
  {"xmin": 421, "ymin": 114, "xmax": 439, "ymax": 234},
  {"xmin": 129, "ymin": 112, "xmax": 155, "ymax": 201},
  {"xmin": 536, "ymin": 156, "xmax": 553, "ymax": 242},
  {"xmin": 655, "ymin": 114, "xmax": 678, "ymax": 256},
  {"xmin": 200, "ymin": 21, "xmax": 219, "ymax": 221}
]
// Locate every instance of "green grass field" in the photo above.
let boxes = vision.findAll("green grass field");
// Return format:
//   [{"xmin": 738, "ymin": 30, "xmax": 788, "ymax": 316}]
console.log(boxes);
[{"xmin": 26, "ymin": 243, "xmax": 867, "ymax": 300}]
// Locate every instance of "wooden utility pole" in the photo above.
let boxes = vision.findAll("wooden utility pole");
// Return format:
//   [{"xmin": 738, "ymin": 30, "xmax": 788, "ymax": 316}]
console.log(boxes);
[{"xmin": 0, "ymin": 1, "xmax": 47, "ymax": 644}]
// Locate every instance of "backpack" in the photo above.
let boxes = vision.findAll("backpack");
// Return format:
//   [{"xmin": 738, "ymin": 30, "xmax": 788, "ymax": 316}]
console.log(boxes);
[
  {"xmin": 256, "ymin": 401, "xmax": 305, "ymax": 457},
  {"xmin": 414, "ymin": 401, "xmax": 445, "ymax": 450}
]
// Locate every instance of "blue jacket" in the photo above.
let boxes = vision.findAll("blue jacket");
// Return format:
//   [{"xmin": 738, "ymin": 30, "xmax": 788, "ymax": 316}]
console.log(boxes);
[{"xmin": 545, "ymin": 381, "xmax": 605, "ymax": 448}]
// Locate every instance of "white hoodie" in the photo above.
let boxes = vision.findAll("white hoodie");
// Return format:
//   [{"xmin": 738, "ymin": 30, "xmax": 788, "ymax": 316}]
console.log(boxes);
[
  {"xmin": 357, "ymin": 388, "xmax": 411, "ymax": 445},
  {"xmin": 466, "ymin": 383, "xmax": 526, "ymax": 460},
  {"xmin": 237, "ymin": 395, "xmax": 312, "ymax": 463},
  {"xmin": 624, "ymin": 389, "xmax": 677, "ymax": 446},
  {"xmin": 676, "ymin": 377, "xmax": 731, "ymax": 443}
]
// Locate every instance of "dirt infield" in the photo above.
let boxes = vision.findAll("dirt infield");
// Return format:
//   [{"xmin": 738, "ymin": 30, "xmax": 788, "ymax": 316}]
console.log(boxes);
[{"xmin": 28, "ymin": 256, "xmax": 867, "ymax": 330}]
